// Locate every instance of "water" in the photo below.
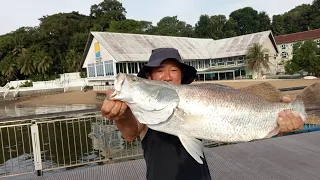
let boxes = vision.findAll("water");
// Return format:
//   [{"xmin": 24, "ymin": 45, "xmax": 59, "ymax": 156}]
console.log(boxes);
[{"xmin": 0, "ymin": 104, "xmax": 98, "ymax": 119}]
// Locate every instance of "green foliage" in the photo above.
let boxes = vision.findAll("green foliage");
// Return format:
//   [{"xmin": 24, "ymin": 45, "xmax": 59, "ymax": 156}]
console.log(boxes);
[
  {"xmin": 284, "ymin": 40, "xmax": 320, "ymax": 76},
  {"xmin": 19, "ymin": 81, "xmax": 33, "ymax": 87},
  {"xmin": 1, "ymin": 0, "xmax": 320, "ymax": 86}
]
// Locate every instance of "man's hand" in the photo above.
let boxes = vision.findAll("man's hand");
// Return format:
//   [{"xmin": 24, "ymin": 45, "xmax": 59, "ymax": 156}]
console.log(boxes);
[
  {"xmin": 277, "ymin": 96, "xmax": 304, "ymax": 134},
  {"xmin": 101, "ymin": 89, "xmax": 128, "ymax": 121}
]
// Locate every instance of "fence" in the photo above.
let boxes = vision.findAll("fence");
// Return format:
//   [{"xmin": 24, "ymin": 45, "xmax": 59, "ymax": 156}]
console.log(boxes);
[
  {"xmin": 0, "ymin": 112, "xmax": 143, "ymax": 178},
  {"xmin": 0, "ymin": 112, "xmax": 319, "ymax": 179}
]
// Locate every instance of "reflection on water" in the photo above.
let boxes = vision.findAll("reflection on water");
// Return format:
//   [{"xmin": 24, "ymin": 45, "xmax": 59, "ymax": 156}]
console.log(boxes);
[
  {"xmin": 88, "ymin": 122, "xmax": 125, "ymax": 157},
  {"xmin": 0, "ymin": 104, "xmax": 97, "ymax": 119}
]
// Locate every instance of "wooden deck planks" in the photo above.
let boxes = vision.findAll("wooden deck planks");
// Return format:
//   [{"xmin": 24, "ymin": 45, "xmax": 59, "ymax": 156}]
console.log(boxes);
[{"xmin": 27, "ymin": 131, "xmax": 320, "ymax": 180}]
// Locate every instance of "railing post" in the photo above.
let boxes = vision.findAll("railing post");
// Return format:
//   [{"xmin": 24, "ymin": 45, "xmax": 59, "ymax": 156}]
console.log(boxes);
[{"xmin": 30, "ymin": 122, "xmax": 43, "ymax": 176}]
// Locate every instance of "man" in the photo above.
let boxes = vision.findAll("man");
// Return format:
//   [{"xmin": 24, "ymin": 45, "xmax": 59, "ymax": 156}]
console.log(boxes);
[{"xmin": 101, "ymin": 48, "xmax": 304, "ymax": 180}]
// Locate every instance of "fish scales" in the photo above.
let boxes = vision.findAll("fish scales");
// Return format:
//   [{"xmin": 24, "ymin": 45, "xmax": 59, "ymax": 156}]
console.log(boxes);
[
  {"xmin": 170, "ymin": 83, "xmax": 289, "ymax": 142},
  {"xmin": 109, "ymin": 73, "xmax": 315, "ymax": 164},
  {"xmin": 150, "ymin": 84, "xmax": 290, "ymax": 142}
]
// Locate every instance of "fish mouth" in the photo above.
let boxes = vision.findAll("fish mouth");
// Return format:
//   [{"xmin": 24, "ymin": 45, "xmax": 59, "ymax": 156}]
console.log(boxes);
[{"xmin": 108, "ymin": 73, "xmax": 132, "ymax": 101}]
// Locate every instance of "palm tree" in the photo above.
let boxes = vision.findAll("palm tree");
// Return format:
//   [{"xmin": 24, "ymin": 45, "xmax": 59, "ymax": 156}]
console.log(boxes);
[
  {"xmin": 17, "ymin": 48, "xmax": 35, "ymax": 76},
  {"xmin": 33, "ymin": 50, "xmax": 52, "ymax": 74},
  {"xmin": 245, "ymin": 43, "xmax": 270, "ymax": 79},
  {"xmin": 65, "ymin": 49, "xmax": 81, "ymax": 72},
  {"xmin": 0, "ymin": 55, "xmax": 18, "ymax": 80}
]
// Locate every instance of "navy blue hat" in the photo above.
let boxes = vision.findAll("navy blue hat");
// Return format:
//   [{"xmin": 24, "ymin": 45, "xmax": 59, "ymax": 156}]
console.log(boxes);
[{"xmin": 137, "ymin": 48, "xmax": 197, "ymax": 84}]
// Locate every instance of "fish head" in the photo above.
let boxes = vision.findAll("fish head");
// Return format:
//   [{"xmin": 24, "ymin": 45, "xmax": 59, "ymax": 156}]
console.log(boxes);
[
  {"xmin": 109, "ymin": 73, "xmax": 180, "ymax": 125},
  {"xmin": 108, "ymin": 73, "xmax": 141, "ymax": 103}
]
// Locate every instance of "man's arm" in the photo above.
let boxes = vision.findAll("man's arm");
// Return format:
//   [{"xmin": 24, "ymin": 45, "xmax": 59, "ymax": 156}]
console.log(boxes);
[{"xmin": 101, "ymin": 89, "xmax": 146, "ymax": 142}]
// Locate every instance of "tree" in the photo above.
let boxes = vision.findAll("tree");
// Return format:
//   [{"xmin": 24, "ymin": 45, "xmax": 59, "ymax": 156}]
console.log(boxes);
[
  {"xmin": 33, "ymin": 49, "xmax": 52, "ymax": 75},
  {"xmin": 17, "ymin": 48, "xmax": 34, "ymax": 76},
  {"xmin": 108, "ymin": 19, "xmax": 153, "ymax": 34},
  {"xmin": 194, "ymin": 14, "xmax": 227, "ymax": 39},
  {"xmin": 284, "ymin": 40, "xmax": 320, "ymax": 76},
  {"xmin": 90, "ymin": 0, "xmax": 127, "ymax": 31},
  {"xmin": 194, "ymin": 15, "xmax": 215, "ymax": 38},
  {"xmin": 271, "ymin": 15, "xmax": 286, "ymax": 36},
  {"xmin": 229, "ymin": 7, "xmax": 271, "ymax": 36},
  {"xmin": 151, "ymin": 16, "xmax": 194, "ymax": 37},
  {"xmin": 245, "ymin": 43, "xmax": 270, "ymax": 79}
]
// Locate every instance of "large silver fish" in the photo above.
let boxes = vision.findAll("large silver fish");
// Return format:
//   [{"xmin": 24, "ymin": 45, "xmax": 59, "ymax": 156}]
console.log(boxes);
[{"xmin": 109, "ymin": 73, "xmax": 318, "ymax": 164}]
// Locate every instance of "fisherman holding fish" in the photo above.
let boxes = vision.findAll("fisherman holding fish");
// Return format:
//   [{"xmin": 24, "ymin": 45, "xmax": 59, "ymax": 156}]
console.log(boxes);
[{"xmin": 101, "ymin": 48, "xmax": 304, "ymax": 180}]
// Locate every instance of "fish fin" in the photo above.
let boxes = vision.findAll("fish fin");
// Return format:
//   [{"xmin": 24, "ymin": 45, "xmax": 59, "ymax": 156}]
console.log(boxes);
[
  {"xmin": 295, "ymin": 82, "xmax": 320, "ymax": 115},
  {"xmin": 129, "ymin": 86, "xmax": 179, "ymax": 125},
  {"xmin": 128, "ymin": 103, "xmax": 178, "ymax": 125},
  {"xmin": 290, "ymin": 99, "xmax": 308, "ymax": 122},
  {"xmin": 264, "ymin": 127, "xmax": 280, "ymax": 138},
  {"xmin": 178, "ymin": 134, "xmax": 204, "ymax": 164}
]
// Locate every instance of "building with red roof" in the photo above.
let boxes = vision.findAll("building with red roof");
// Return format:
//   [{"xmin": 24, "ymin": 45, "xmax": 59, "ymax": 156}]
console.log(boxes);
[{"xmin": 274, "ymin": 29, "xmax": 320, "ymax": 74}]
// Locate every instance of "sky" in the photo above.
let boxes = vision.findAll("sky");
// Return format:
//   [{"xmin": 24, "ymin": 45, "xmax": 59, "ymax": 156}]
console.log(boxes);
[{"xmin": 0, "ymin": 0, "xmax": 314, "ymax": 35}]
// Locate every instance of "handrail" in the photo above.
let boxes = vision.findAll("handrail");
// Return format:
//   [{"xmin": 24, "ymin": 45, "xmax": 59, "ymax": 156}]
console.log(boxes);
[
  {"xmin": 13, "ymin": 85, "xmax": 20, "ymax": 98},
  {"xmin": 3, "ymin": 83, "xmax": 10, "ymax": 98}
]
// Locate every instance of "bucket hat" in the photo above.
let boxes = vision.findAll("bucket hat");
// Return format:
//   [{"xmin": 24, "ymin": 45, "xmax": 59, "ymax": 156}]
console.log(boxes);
[{"xmin": 137, "ymin": 48, "xmax": 197, "ymax": 84}]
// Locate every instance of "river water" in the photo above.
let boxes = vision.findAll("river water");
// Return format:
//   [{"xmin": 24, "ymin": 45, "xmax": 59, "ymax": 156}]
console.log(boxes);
[{"xmin": 0, "ymin": 104, "xmax": 98, "ymax": 120}]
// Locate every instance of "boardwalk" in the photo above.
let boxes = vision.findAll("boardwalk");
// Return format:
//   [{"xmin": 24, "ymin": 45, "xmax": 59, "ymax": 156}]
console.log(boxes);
[{"xmin": 28, "ymin": 131, "xmax": 320, "ymax": 180}]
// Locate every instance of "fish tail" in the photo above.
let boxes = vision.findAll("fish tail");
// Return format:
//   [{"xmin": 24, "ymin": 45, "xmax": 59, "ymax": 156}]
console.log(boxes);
[{"xmin": 290, "ymin": 99, "xmax": 308, "ymax": 122}]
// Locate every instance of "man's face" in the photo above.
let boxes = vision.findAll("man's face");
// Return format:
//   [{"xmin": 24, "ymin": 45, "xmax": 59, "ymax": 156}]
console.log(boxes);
[{"xmin": 146, "ymin": 59, "xmax": 182, "ymax": 85}]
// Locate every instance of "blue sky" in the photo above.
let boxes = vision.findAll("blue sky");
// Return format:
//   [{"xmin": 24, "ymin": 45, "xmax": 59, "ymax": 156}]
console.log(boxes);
[{"xmin": 0, "ymin": 0, "xmax": 314, "ymax": 35}]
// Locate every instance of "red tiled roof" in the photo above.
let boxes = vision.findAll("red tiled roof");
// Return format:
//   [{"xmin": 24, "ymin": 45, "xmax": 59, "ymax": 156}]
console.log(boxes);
[{"xmin": 274, "ymin": 29, "xmax": 320, "ymax": 44}]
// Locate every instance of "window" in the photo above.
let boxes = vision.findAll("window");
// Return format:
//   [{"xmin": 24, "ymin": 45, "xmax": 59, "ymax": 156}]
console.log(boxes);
[
  {"xmin": 218, "ymin": 59, "xmax": 225, "ymax": 66},
  {"xmin": 116, "ymin": 63, "xmax": 128, "ymax": 73},
  {"xmin": 238, "ymin": 56, "xmax": 244, "ymax": 64},
  {"xmin": 88, "ymin": 63, "xmax": 95, "ymax": 77},
  {"xmin": 204, "ymin": 60, "xmax": 210, "ymax": 68},
  {"xmin": 96, "ymin": 62, "xmax": 104, "ymax": 76},
  {"xmin": 210, "ymin": 59, "xmax": 216, "ymax": 67},
  {"xmin": 227, "ymin": 57, "xmax": 234, "ymax": 65},
  {"xmin": 104, "ymin": 60, "xmax": 114, "ymax": 76},
  {"xmin": 138, "ymin": 62, "xmax": 147, "ymax": 71},
  {"xmin": 282, "ymin": 52, "xmax": 287, "ymax": 58},
  {"xmin": 264, "ymin": 54, "xmax": 269, "ymax": 61},
  {"xmin": 127, "ymin": 62, "xmax": 139, "ymax": 74},
  {"xmin": 199, "ymin": 60, "xmax": 205, "ymax": 69}
]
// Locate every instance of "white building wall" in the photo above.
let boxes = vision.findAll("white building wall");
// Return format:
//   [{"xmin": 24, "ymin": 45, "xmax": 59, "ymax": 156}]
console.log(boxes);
[
  {"xmin": 82, "ymin": 38, "xmax": 115, "ymax": 68},
  {"xmin": 261, "ymin": 37, "xmax": 279, "ymax": 75}
]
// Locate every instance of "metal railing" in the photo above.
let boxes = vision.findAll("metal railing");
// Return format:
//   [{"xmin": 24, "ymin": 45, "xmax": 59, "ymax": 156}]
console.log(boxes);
[
  {"xmin": 2, "ymin": 83, "xmax": 10, "ymax": 99},
  {"xmin": 63, "ymin": 80, "xmax": 70, "ymax": 93},
  {"xmin": 13, "ymin": 86, "xmax": 20, "ymax": 98},
  {"xmin": 0, "ymin": 119, "xmax": 34, "ymax": 178},
  {"xmin": 93, "ymin": 85, "xmax": 113, "ymax": 91},
  {"xmin": 0, "ymin": 112, "xmax": 143, "ymax": 179},
  {"xmin": 80, "ymin": 81, "xmax": 87, "ymax": 91},
  {"xmin": 0, "ymin": 111, "xmax": 319, "ymax": 179}
]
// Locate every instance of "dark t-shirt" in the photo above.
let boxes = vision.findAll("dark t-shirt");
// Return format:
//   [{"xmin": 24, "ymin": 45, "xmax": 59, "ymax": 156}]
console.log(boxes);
[{"xmin": 141, "ymin": 128, "xmax": 212, "ymax": 180}]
